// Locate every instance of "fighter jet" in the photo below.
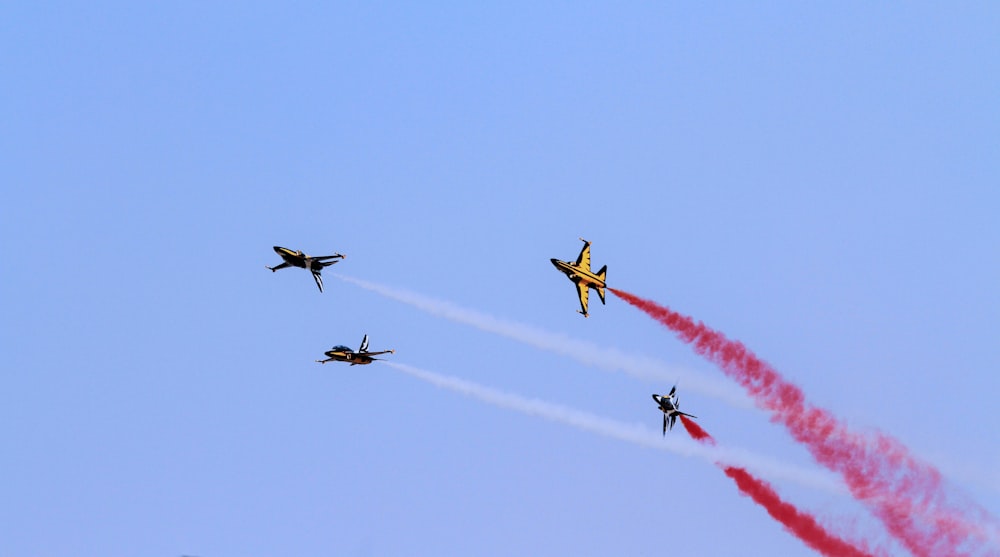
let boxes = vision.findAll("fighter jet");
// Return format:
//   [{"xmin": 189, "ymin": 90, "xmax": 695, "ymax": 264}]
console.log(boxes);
[
  {"xmin": 265, "ymin": 246, "xmax": 345, "ymax": 292},
  {"xmin": 550, "ymin": 238, "xmax": 607, "ymax": 317},
  {"xmin": 652, "ymin": 385, "xmax": 697, "ymax": 435},
  {"xmin": 315, "ymin": 334, "xmax": 395, "ymax": 365}
]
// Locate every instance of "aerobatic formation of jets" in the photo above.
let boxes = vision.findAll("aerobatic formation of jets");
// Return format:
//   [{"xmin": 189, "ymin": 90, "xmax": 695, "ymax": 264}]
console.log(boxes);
[
  {"xmin": 265, "ymin": 239, "xmax": 698, "ymax": 431},
  {"xmin": 265, "ymin": 245, "xmax": 396, "ymax": 367}
]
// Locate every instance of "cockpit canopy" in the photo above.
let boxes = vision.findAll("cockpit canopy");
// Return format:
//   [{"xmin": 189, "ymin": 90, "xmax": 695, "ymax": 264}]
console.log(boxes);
[{"xmin": 331, "ymin": 345, "xmax": 352, "ymax": 352}]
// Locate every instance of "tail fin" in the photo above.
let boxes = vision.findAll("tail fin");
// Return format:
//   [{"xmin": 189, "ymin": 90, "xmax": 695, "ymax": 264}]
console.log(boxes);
[
  {"xmin": 596, "ymin": 265, "xmax": 607, "ymax": 304},
  {"xmin": 312, "ymin": 270, "xmax": 325, "ymax": 292}
]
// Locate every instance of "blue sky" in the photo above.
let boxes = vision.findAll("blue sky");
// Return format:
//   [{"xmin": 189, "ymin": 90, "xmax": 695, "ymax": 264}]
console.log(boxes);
[{"xmin": 3, "ymin": 3, "xmax": 998, "ymax": 556}]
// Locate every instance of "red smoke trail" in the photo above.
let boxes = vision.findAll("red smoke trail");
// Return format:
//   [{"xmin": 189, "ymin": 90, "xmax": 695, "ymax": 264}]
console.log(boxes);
[
  {"xmin": 678, "ymin": 416, "xmax": 878, "ymax": 557},
  {"xmin": 614, "ymin": 288, "xmax": 995, "ymax": 556},
  {"xmin": 679, "ymin": 413, "xmax": 716, "ymax": 445}
]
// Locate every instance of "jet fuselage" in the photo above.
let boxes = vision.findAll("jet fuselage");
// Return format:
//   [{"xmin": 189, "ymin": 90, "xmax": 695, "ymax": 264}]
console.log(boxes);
[
  {"xmin": 322, "ymin": 350, "xmax": 377, "ymax": 365},
  {"xmin": 550, "ymin": 258, "xmax": 606, "ymax": 290},
  {"xmin": 652, "ymin": 394, "xmax": 678, "ymax": 413},
  {"xmin": 273, "ymin": 246, "xmax": 310, "ymax": 268}
]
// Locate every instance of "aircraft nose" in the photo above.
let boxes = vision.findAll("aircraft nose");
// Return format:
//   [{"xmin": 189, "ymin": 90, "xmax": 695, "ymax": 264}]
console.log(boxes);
[
  {"xmin": 550, "ymin": 258, "xmax": 561, "ymax": 268},
  {"xmin": 273, "ymin": 246, "xmax": 285, "ymax": 253}
]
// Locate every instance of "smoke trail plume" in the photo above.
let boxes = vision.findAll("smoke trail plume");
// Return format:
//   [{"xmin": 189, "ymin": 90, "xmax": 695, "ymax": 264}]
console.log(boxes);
[
  {"xmin": 334, "ymin": 273, "xmax": 749, "ymax": 408},
  {"xmin": 678, "ymin": 416, "xmax": 881, "ymax": 557},
  {"xmin": 384, "ymin": 361, "xmax": 842, "ymax": 493},
  {"xmin": 679, "ymin": 414, "xmax": 715, "ymax": 445},
  {"xmin": 612, "ymin": 288, "xmax": 998, "ymax": 556},
  {"xmin": 723, "ymin": 466, "xmax": 882, "ymax": 557}
]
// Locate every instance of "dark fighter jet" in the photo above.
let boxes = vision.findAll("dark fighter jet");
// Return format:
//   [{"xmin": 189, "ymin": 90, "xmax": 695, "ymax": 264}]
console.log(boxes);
[
  {"xmin": 316, "ymin": 334, "xmax": 394, "ymax": 365},
  {"xmin": 265, "ymin": 246, "xmax": 345, "ymax": 292},
  {"xmin": 652, "ymin": 385, "xmax": 697, "ymax": 435}
]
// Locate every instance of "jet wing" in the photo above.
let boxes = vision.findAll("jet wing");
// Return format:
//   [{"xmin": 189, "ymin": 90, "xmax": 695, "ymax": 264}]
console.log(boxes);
[
  {"xmin": 574, "ymin": 240, "xmax": 592, "ymax": 271},
  {"xmin": 576, "ymin": 281, "xmax": 590, "ymax": 316}
]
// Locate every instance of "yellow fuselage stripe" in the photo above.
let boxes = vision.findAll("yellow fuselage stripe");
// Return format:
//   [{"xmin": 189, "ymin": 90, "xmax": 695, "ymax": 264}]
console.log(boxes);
[{"xmin": 555, "ymin": 261, "xmax": 605, "ymax": 287}]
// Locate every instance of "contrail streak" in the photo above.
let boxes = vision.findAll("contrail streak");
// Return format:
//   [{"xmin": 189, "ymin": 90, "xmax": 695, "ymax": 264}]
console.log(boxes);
[
  {"xmin": 611, "ymin": 287, "xmax": 999, "ymax": 557},
  {"xmin": 679, "ymin": 417, "xmax": 885, "ymax": 557},
  {"xmin": 384, "ymin": 361, "xmax": 843, "ymax": 494},
  {"xmin": 334, "ymin": 274, "xmax": 750, "ymax": 408}
]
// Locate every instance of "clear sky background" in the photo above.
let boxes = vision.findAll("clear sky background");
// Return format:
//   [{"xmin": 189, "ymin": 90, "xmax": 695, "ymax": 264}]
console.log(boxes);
[{"xmin": 2, "ymin": 3, "xmax": 998, "ymax": 556}]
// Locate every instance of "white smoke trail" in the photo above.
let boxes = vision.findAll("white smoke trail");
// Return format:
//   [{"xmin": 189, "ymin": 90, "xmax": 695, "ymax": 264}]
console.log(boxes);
[
  {"xmin": 335, "ymin": 274, "xmax": 751, "ymax": 409},
  {"xmin": 385, "ymin": 361, "xmax": 844, "ymax": 494}
]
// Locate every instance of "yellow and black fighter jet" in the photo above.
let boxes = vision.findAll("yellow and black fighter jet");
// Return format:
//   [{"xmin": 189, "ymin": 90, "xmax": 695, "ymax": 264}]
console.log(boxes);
[
  {"xmin": 265, "ymin": 246, "xmax": 345, "ymax": 292},
  {"xmin": 550, "ymin": 238, "xmax": 607, "ymax": 317},
  {"xmin": 315, "ymin": 334, "xmax": 395, "ymax": 365},
  {"xmin": 652, "ymin": 385, "xmax": 698, "ymax": 435}
]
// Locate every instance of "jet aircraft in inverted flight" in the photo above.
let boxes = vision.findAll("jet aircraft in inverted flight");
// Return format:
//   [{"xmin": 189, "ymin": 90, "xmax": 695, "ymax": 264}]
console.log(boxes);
[
  {"xmin": 652, "ymin": 385, "xmax": 697, "ymax": 435},
  {"xmin": 316, "ymin": 334, "xmax": 395, "ymax": 365},
  {"xmin": 550, "ymin": 238, "xmax": 607, "ymax": 317},
  {"xmin": 265, "ymin": 246, "xmax": 344, "ymax": 292}
]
